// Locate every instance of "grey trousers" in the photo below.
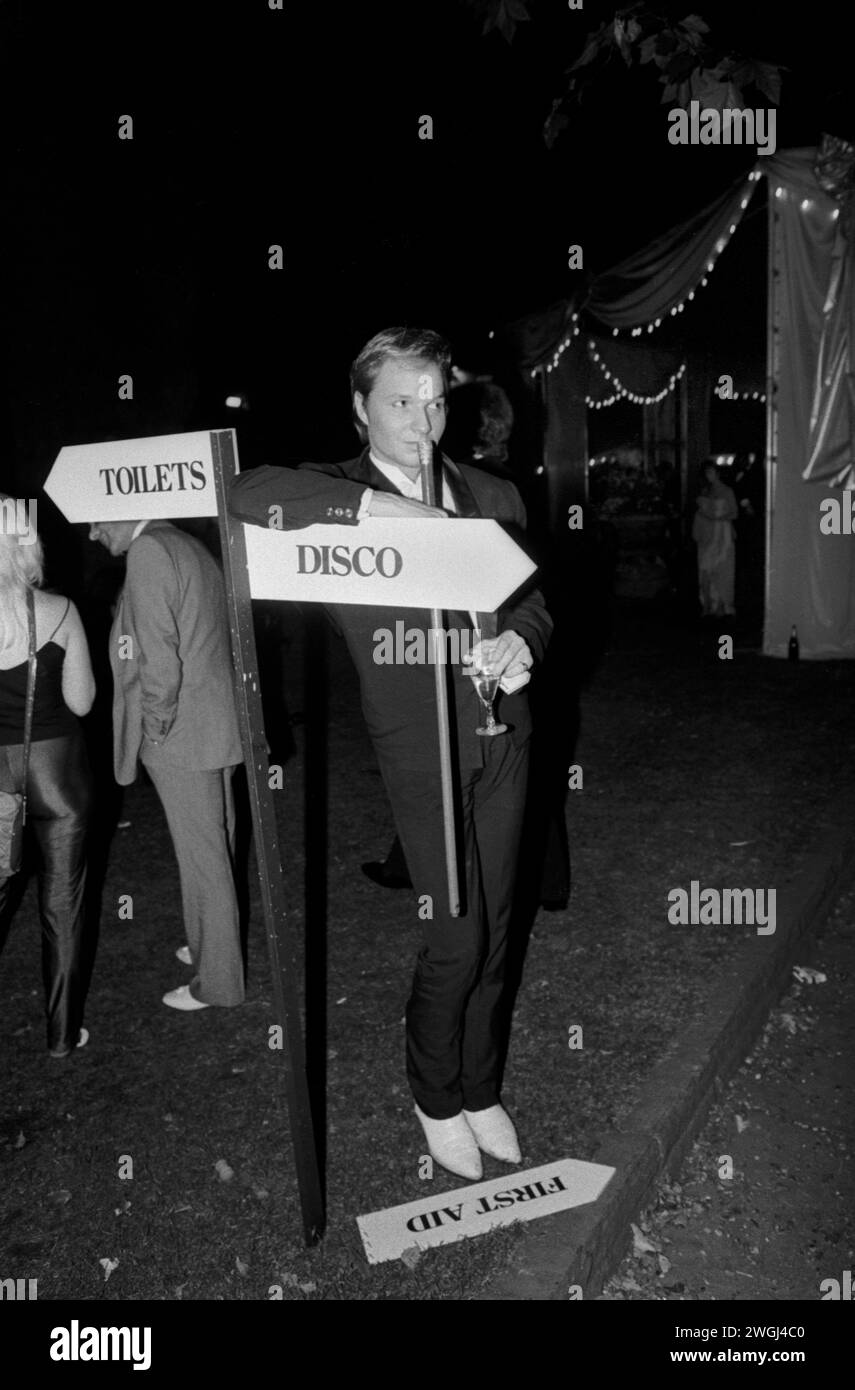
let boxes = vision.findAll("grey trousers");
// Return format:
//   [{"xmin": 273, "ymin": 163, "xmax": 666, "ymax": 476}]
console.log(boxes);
[{"xmin": 144, "ymin": 761, "xmax": 244, "ymax": 1006}]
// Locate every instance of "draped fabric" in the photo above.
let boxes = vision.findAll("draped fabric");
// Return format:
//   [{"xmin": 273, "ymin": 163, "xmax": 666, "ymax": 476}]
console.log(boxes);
[
  {"xmin": 802, "ymin": 136, "xmax": 855, "ymax": 491},
  {"xmin": 804, "ymin": 229, "xmax": 855, "ymax": 490},
  {"xmin": 508, "ymin": 299, "xmax": 580, "ymax": 374},
  {"xmin": 762, "ymin": 148, "xmax": 855, "ymax": 658},
  {"xmin": 585, "ymin": 170, "xmax": 760, "ymax": 329}
]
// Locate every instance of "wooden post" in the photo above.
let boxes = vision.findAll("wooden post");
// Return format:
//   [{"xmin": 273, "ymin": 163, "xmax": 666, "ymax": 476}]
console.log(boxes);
[{"xmin": 211, "ymin": 428, "xmax": 325, "ymax": 1246}]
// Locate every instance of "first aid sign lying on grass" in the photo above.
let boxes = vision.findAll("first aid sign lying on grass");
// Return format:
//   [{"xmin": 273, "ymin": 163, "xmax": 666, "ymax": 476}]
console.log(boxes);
[
  {"xmin": 45, "ymin": 431, "xmax": 219, "ymax": 521},
  {"xmin": 356, "ymin": 1158, "xmax": 615, "ymax": 1264}
]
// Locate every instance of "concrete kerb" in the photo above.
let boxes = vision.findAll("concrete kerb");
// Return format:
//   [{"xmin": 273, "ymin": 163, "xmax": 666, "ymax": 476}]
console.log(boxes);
[{"xmin": 474, "ymin": 786, "xmax": 855, "ymax": 1301}]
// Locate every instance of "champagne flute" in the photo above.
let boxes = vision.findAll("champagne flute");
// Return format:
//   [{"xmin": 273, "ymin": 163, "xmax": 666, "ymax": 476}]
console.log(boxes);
[
  {"xmin": 467, "ymin": 661, "xmax": 507, "ymax": 736},
  {"xmin": 466, "ymin": 613, "xmax": 506, "ymax": 736}
]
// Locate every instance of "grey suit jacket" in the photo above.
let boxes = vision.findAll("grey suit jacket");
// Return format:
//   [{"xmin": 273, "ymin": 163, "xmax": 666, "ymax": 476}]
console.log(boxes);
[{"xmin": 109, "ymin": 521, "xmax": 243, "ymax": 786}]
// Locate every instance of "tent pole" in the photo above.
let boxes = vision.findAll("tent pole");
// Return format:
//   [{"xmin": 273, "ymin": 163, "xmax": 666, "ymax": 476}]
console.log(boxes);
[
  {"xmin": 763, "ymin": 182, "xmax": 779, "ymax": 652},
  {"xmin": 679, "ymin": 369, "xmax": 689, "ymax": 538}
]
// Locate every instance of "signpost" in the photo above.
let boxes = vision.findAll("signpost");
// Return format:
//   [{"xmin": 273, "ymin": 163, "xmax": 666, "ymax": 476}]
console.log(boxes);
[
  {"xmin": 45, "ymin": 432, "xmax": 221, "ymax": 521},
  {"xmin": 44, "ymin": 427, "xmax": 540, "ymax": 1246},
  {"xmin": 211, "ymin": 431, "xmax": 325, "ymax": 1246},
  {"xmin": 46, "ymin": 427, "xmax": 324, "ymax": 1246},
  {"xmin": 242, "ymin": 516, "xmax": 535, "ymax": 609}
]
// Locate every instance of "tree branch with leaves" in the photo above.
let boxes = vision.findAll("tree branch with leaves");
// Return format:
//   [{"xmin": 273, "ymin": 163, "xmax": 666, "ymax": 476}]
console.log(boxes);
[{"xmin": 460, "ymin": 2, "xmax": 784, "ymax": 148}]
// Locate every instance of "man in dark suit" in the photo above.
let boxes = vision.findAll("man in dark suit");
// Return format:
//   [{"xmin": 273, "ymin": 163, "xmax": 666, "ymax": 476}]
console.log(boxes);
[
  {"xmin": 229, "ymin": 327, "xmax": 552, "ymax": 1179},
  {"xmin": 88, "ymin": 518, "xmax": 245, "ymax": 1013}
]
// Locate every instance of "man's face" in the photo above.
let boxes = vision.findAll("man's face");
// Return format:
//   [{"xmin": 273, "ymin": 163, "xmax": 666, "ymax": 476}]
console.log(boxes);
[
  {"xmin": 88, "ymin": 520, "xmax": 137, "ymax": 556},
  {"xmin": 354, "ymin": 357, "xmax": 447, "ymax": 476}
]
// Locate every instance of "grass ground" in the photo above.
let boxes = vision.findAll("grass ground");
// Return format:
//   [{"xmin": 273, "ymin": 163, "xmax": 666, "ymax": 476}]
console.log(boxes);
[
  {"xmin": 2, "ymin": 596, "xmax": 854, "ymax": 1300},
  {"xmin": 599, "ymin": 879, "xmax": 855, "ymax": 1301}
]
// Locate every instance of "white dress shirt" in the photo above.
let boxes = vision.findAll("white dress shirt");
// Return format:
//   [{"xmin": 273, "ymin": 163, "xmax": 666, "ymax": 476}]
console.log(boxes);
[
  {"xmin": 358, "ymin": 452, "xmax": 457, "ymax": 517},
  {"xmin": 360, "ymin": 452, "xmax": 487, "ymax": 635}
]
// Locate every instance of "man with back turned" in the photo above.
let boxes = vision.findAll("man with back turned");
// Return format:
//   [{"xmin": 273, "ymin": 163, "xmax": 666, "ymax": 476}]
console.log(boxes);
[
  {"xmin": 229, "ymin": 327, "xmax": 552, "ymax": 1179},
  {"xmin": 88, "ymin": 516, "xmax": 245, "ymax": 1014}
]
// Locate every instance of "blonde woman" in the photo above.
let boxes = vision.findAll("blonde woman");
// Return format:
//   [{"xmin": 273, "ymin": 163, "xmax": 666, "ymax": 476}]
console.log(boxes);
[{"xmin": 0, "ymin": 500, "xmax": 96, "ymax": 1057}]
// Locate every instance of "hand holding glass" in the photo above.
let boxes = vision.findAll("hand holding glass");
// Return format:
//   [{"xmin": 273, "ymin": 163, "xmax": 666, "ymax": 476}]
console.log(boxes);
[{"xmin": 466, "ymin": 652, "xmax": 507, "ymax": 736}]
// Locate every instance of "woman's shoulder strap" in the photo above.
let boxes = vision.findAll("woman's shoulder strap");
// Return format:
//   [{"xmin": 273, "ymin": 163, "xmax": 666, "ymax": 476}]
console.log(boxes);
[{"xmin": 45, "ymin": 594, "xmax": 72, "ymax": 644}]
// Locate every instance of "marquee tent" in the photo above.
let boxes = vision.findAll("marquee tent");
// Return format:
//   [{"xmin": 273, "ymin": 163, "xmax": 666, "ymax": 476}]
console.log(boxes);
[{"xmin": 504, "ymin": 143, "xmax": 855, "ymax": 659}]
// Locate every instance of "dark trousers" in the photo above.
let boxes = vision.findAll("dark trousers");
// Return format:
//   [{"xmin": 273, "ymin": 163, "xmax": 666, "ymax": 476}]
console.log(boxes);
[
  {"xmin": 378, "ymin": 736, "xmax": 530, "ymax": 1120},
  {"xmin": 0, "ymin": 731, "xmax": 93, "ymax": 1053}
]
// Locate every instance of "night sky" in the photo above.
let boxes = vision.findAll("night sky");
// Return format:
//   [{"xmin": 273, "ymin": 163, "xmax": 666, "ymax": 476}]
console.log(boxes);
[{"xmin": 2, "ymin": 0, "xmax": 846, "ymax": 486}]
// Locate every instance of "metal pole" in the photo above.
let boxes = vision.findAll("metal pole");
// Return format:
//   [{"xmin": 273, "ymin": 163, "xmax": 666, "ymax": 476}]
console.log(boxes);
[
  {"xmin": 764, "ymin": 184, "xmax": 779, "ymax": 653},
  {"xmin": 418, "ymin": 440, "xmax": 461, "ymax": 917},
  {"xmin": 679, "ymin": 369, "xmax": 689, "ymax": 534},
  {"xmin": 211, "ymin": 429, "xmax": 325, "ymax": 1245}
]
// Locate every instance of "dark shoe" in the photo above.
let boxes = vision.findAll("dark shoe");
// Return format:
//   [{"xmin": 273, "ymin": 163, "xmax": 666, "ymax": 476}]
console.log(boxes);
[
  {"xmin": 361, "ymin": 861, "xmax": 412, "ymax": 890},
  {"xmin": 540, "ymin": 897, "xmax": 569, "ymax": 912},
  {"xmin": 49, "ymin": 1027, "xmax": 89, "ymax": 1059}
]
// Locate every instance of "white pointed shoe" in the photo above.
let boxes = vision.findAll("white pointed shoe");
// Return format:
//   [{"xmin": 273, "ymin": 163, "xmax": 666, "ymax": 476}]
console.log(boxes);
[
  {"xmin": 463, "ymin": 1104, "xmax": 522, "ymax": 1163},
  {"xmin": 162, "ymin": 985, "xmax": 209, "ymax": 1011},
  {"xmin": 175, "ymin": 945, "xmax": 192, "ymax": 965},
  {"xmin": 414, "ymin": 1104, "xmax": 483, "ymax": 1181}
]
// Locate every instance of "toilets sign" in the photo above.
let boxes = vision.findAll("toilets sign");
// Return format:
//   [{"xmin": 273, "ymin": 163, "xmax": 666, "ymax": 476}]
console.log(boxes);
[
  {"xmin": 45, "ymin": 430, "xmax": 536, "ymax": 610},
  {"xmin": 45, "ymin": 431, "xmax": 220, "ymax": 520}
]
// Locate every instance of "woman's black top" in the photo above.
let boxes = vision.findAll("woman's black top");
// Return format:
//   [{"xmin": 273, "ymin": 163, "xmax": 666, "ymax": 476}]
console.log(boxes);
[{"xmin": 0, "ymin": 642, "xmax": 78, "ymax": 745}]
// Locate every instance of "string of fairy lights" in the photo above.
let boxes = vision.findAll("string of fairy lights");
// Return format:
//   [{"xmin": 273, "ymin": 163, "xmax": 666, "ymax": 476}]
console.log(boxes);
[
  {"xmin": 615, "ymin": 168, "xmax": 764, "ymax": 339},
  {"xmin": 527, "ymin": 312, "xmax": 583, "ymax": 380},
  {"xmin": 499, "ymin": 166, "xmax": 840, "ymax": 410},
  {"xmin": 586, "ymin": 339, "xmax": 686, "ymax": 408},
  {"xmin": 526, "ymin": 167, "xmax": 767, "ymax": 408}
]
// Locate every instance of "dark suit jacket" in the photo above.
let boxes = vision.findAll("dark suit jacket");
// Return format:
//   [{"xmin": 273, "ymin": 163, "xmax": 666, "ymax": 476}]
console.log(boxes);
[
  {"xmin": 110, "ymin": 521, "xmax": 243, "ymax": 785},
  {"xmin": 229, "ymin": 452, "xmax": 552, "ymax": 770}
]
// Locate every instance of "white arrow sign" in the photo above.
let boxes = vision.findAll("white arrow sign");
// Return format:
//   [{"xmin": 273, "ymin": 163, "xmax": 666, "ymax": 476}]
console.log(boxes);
[
  {"xmin": 243, "ymin": 518, "xmax": 536, "ymax": 611},
  {"xmin": 44, "ymin": 431, "xmax": 219, "ymax": 522},
  {"xmin": 44, "ymin": 429, "xmax": 539, "ymax": 612}
]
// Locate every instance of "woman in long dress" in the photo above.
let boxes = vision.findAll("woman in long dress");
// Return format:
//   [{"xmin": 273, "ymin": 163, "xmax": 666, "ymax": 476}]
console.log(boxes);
[{"xmin": 692, "ymin": 460, "xmax": 738, "ymax": 616}]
